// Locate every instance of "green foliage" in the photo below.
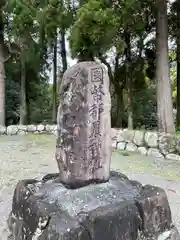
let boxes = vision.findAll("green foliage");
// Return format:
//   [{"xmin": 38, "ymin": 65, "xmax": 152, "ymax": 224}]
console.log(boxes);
[
  {"xmin": 132, "ymin": 86, "xmax": 157, "ymax": 129},
  {"xmin": 69, "ymin": 0, "xmax": 150, "ymax": 58},
  {"xmin": 1, "ymin": 0, "xmax": 179, "ymax": 131},
  {"xmin": 28, "ymin": 83, "xmax": 53, "ymax": 124},
  {"xmin": 70, "ymin": 0, "xmax": 117, "ymax": 58},
  {"xmin": 37, "ymin": 0, "xmax": 74, "ymax": 44}
]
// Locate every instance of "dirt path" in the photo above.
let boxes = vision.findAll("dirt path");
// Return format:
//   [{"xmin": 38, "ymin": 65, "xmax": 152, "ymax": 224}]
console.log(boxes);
[{"xmin": 0, "ymin": 134, "xmax": 180, "ymax": 237}]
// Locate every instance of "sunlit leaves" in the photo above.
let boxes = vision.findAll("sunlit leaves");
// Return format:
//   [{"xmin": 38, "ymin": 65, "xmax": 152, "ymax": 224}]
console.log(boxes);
[
  {"xmin": 70, "ymin": 0, "xmax": 118, "ymax": 58},
  {"xmin": 69, "ymin": 0, "xmax": 151, "ymax": 58}
]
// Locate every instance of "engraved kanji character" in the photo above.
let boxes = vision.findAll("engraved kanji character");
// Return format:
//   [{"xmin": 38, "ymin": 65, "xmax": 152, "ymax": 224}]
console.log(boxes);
[
  {"xmin": 91, "ymin": 68, "xmax": 103, "ymax": 83},
  {"xmin": 91, "ymin": 84, "xmax": 104, "ymax": 101},
  {"xmin": 88, "ymin": 140, "xmax": 99, "ymax": 159},
  {"xmin": 89, "ymin": 120, "xmax": 101, "ymax": 138},
  {"xmin": 89, "ymin": 103, "xmax": 104, "ymax": 119}
]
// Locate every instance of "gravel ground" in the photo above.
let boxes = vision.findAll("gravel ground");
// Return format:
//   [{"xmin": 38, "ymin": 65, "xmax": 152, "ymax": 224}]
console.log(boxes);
[{"xmin": 1, "ymin": 134, "xmax": 180, "ymax": 238}]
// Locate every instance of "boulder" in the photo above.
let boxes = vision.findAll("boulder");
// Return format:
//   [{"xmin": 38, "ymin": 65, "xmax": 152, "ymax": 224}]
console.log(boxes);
[
  {"xmin": 145, "ymin": 132, "xmax": 158, "ymax": 148},
  {"xmin": 159, "ymin": 134, "xmax": 177, "ymax": 155},
  {"xmin": 165, "ymin": 154, "xmax": 180, "ymax": 161},
  {"xmin": 138, "ymin": 147, "xmax": 147, "ymax": 156},
  {"xmin": 27, "ymin": 125, "xmax": 37, "ymax": 132},
  {"xmin": 7, "ymin": 125, "xmax": 18, "ymax": 135},
  {"xmin": 17, "ymin": 130, "xmax": 27, "ymax": 135},
  {"xmin": 126, "ymin": 142, "xmax": 137, "ymax": 152},
  {"xmin": 133, "ymin": 130, "xmax": 145, "ymax": 147},
  {"xmin": 37, "ymin": 124, "xmax": 45, "ymax": 132},
  {"xmin": 116, "ymin": 129, "xmax": 125, "ymax": 142},
  {"xmin": 111, "ymin": 128, "xmax": 119, "ymax": 142},
  {"xmin": 147, "ymin": 148, "xmax": 164, "ymax": 158},
  {"xmin": 120, "ymin": 129, "xmax": 135, "ymax": 142},
  {"xmin": 0, "ymin": 125, "xmax": 6, "ymax": 134},
  {"xmin": 17, "ymin": 125, "xmax": 27, "ymax": 131},
  {"xmin": 117, "ymin": 142, "xmax": 126, "ymax": 151},
  {"xmin": 45, "ymin": 124, "xmax": 55, "ymax": 132}
]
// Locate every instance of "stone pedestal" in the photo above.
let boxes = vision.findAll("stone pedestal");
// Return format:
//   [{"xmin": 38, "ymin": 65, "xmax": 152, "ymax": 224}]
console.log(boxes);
[{"xmin": 7, "ymin": 172, "xmax": 179, "ymax": 240}]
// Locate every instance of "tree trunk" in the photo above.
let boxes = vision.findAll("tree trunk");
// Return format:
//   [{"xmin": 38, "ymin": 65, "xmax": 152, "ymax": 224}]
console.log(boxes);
[
  {"xmin": 125, "ymin": 32, "xmax": 133, "ymax": 129},
  {"xmin": 19, "ymin": 54, "xmax": 27, "ymax": 125},
  {"xmin": 176, "ymin": 0, "xmax": 180, "ymax": 130},
  {"xmin": 60, "ymin": 28, "xmax": 67, "ymax": 73},
  {"xmin": 115, "ymin": 88, "xmax": 124, "ymax": 128},
  {"xmin": 156, "ymin": 0, "xmax": 175, "ymax": 133},
  {"xmin": 0, "ymin": 10, "xmax": 5, "ymax": 126},
  {"xmin": 52, "ymin": 37, "xmax": 57, "ymax": 123}
]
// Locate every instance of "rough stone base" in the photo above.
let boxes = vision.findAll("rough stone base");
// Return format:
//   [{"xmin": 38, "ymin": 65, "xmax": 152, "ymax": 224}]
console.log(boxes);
[{"xmin": 8, "ymin": 172, "xmax": 180, "ymax": 240}]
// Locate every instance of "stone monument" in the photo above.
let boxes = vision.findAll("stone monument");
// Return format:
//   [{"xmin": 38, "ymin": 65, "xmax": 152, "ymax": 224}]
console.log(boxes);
[
  {"xmin": 7, "ymin": 61, "xmax": 180, "ymax": 239},
  {"xmin": 56, "ymin": 62, "xmax": 111, "ymax": 187}
]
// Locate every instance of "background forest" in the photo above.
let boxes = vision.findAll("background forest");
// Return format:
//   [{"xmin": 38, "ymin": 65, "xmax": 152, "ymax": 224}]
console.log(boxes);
[{"xmin": 0, "ymin": 0, "xmax": 179, "ymax": 134}]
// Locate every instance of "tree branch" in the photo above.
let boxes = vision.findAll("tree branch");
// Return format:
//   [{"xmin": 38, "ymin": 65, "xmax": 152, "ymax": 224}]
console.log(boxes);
[{"xmin": 98, "ymin": 55, "xmax": 115, "ymax": 85}]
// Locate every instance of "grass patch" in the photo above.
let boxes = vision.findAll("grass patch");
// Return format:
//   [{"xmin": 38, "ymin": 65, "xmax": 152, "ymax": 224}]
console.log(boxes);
[
  {"xmin": 112, "ymin": 150, "xmax": 180, "ymax": 181},
  {"xmin": 118, "ymin": 151, "xmax": 130, "ymax": 156},
  {"xmin": 0, "ymin": 134, "xmax": 56, "ymax": 151}
]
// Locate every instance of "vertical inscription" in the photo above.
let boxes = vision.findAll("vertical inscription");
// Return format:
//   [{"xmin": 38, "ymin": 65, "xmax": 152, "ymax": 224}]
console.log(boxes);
[
  {"xmin": 91, "ymin": 67, "xmax": 103, "ymax": 83},
  {"xmin": 88, "ymin": 67, "xmax": 104, "ymax": 167}
]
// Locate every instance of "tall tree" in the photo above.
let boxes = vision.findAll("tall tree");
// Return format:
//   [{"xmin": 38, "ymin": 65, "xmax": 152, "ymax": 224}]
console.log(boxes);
[
  {"xmin": 124, "ymin": 31, "xmax": 133, "ymax": 129},
  {"xmin": 60, "ymin": 28, "xmax": 67, "ymax": 73},
  {"xmin": 0, "ymin": 1, "xmax": 5, "ymax": 126},
  {"xmin": 6, "ymin": 0, "xmax": 45, "ymax": 124},
  {"xmin": 19, "ymin": 51, "xmax": 27, "ymax": 124},
  {"xmin": 156, "ymin": 0, "xmax": 175, "ymax": 133},
  {"xmin": 52, "ymin": 36, "xmax": 57, "ymax": 123},
  {"xmin": 176, "ymin": 0, "xmax": 180, "ymax": 129}
]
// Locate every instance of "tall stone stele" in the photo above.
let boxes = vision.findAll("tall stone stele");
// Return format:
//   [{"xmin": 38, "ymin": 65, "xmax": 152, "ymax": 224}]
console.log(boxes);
[{"xmin": 56, "ymin": 61, "xmax": 111, "ymax": 187}]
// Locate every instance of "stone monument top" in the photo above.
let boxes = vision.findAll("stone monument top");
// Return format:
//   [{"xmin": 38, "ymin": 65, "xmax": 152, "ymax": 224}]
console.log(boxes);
[{"xmin": 56, "ymin": 61, "xmax": 111, "ymax": 188}]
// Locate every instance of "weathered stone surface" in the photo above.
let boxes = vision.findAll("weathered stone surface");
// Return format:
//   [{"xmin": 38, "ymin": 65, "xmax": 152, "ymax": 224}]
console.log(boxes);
[
  {"xmin": 53, "ymin": 124, "xmax": 57, "ymax": 131},
  {"xmin": 116, "ymin": 129, "xmax": 125, "ymax": 142},
  {"xmin": 111, "ymin": 128, "xmax": 119, "ymax": 141},
  {"xmin": 9, "ymin": 173, "xmax": 140, "ymax": 240},
  {"xmin": 138, "ymin": 147, "xmax": 147, "ymax": 156},
  {"xmin": 136, "ymin": 185, "xmax": 172, "ymax": 238},
  {"xmin": 133, "ymin": 130, "xmax": 145, "ymax": 147},
  {"xmin": 112, "ymin": 141, "xmax": 117, "ymax": 149},
  {"xmin": 56, "ymin": 62, "xmax": 111, "ymax": 187},
  {"xmin": 159, "ymin": 134, "xmax": 177, "ymax": 155},
  {"xmin": 53, "ymin": 130, "xmax": 58, "ymax": 137},
  {"xmin": 157, "ymin": 226, "xmax": 180, "ymax": 240},
  {"xmin": 126, "ymin": 142, "xmax": 138, "ymax": 152},
  {"xmin": 37, "ymin": 124, "xmax": 45, "ymax": 132},
  {"xmin": 45, "ymin": 124, "xmax": 55, "ymax": 132},
  {"xmin": 121, "ymin": 129, "xmax": 135, "ymax": 142},
  {"xmin": 17, "ymin": 125, "xmax": 27, "ymax": 131},
  {"xmin": 17, "ymin": 130, "xmax": 27, "ymax": 135},
  {"xmin": 117, "ymin": 142, "xmax": 126, "ymax": 151},
  {"xmin": 9, "ymin": 172, "xmax": 176, "ymax": 240},
  {"xmin": 34, "ymin": 131, "xmax": 40, "ymax": 134},
  {"xmin": 7, "ymin": 125, "xmax": 18, "ymax": 135},
  {"xmin": 0, "ymin": 125, "xmax": 6, "ymax": 134},
  {"xmin": 27, "ymin": 125, "xmax": 37, "ymax": 132},
  {"xmin": 147, "ymin": 148, "xmax": 164, "ymax": 158},
  {"xmin": 165, "ymin": 154, "xmax": 180, "ymax": 161},
  {"xmin": 176, "ymin": 138, "xmax": 180, "ymax": 155},
  {"xmin": 145, "ymin": 132, "xmax": 158, "ymax": 148}
]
